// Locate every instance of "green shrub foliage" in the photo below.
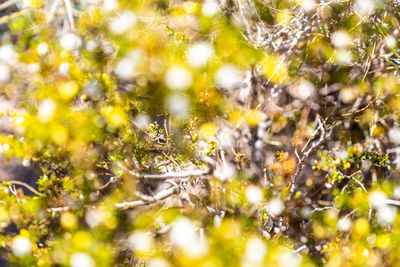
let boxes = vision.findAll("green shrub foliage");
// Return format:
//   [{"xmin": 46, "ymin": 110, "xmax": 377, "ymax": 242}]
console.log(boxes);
[{"xmin": 1, "ymin": 0, "xmax": 400, "ymax": 266}]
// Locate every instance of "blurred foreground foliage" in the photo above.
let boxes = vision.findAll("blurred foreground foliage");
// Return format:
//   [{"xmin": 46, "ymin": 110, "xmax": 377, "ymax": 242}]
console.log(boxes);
[{"xmin": 1, "ymin": 0, "xmax": 400, "ymax": 266}]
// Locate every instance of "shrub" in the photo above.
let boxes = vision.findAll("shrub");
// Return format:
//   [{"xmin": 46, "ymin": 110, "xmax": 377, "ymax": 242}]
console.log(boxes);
[{"xmin": 1, "ymin": 0, "xmax": 400, "ymax": 266}]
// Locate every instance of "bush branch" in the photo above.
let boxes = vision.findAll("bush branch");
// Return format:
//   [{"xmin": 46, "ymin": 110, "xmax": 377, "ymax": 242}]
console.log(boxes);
[{"xmin": 47, "ymin": 185, "xmax": 179, "ymax": 213}]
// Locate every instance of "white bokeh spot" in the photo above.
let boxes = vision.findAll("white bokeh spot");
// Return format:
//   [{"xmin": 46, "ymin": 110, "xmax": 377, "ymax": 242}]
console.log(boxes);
[
  {"xmin": 245, "ymin": 238, "xmax": 267, "ymax": 263},
  {"xmin": 12, "ymin": 237, "xmax": 32, "ymax": 257},
  {"xmin": 60, "ymin": 33, "xmax": 82, "ymax": 51},
  {"xmin": 37, "ymin": 42, "xmax": 49, "ymax": 55},
  {"xmin": 0, "ymin": 45, "xmax": 17, "ymax": 64},
  {"xmin": 165, "ymin": 66, "xmax": 193, "ymax": 91},
  {"xmin": 331, "ymin": 31, "xmax": 352, "ymax": 48},
  {"xmin": 267, "ymin": 198, "xmax": 284, "ymax": 216},
  {"xmin": 110, "ymin": 11, "xmax": 137, "ymax": 34},
  {"xmin": 0, "ymin": 63, "xmax": 10, "ymax": 83},
  {"xmin": 215, "ymin": 64, "xmax": 242, "ymax": 88},
  {"xmin": 115, "ymin": 49, "xmax": 143, "ymax": 81},
  {"xmin": 70, "ymin": 252, "xmax": 95, "ymax": 267},
  {"xmin": 165, "ymin": 93, "xmax": 190, "ymax": 119},
  {"xmin": 389, "ymin": 127, "xmax": 400, "ymax": 144},
  {"xmin": 202, "ymin": 1, "xmax": 220, "ymax": 17},
  {"xmin": 186, "ymin": 42, "xmax": 214, "ymax": 68},
  {"xmin": 38, "ymin": 98, "xmax": 57, "ymax": 123},
  {"xmin": 129, "ymin": 231, "xmax": 154, "ymax": 252},
  {"xmin": 246, "ymin": 186, "xmax": 264, "ymax": 204}
]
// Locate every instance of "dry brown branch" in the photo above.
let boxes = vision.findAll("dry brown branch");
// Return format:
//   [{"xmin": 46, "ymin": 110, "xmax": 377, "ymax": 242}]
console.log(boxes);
[
  {"xmin": 340, "ymin": 91, "xmax": 382, "ymax": 117},
  {"xmin": 288, "ymin": 116, "xmax": 333, "ymax": 199},
  {"xmin": 340, "ymin": 170, "xmax": 366, "ymax": 194},
  {"xmin": 362, "ymin": 41, "xmax": 377, "ymax": 81},
  {"xmin": 126, "ymin": 168, "xmax": 211, "ymax": 180},
  {"xmin": 48, "ymin": 184, "xmax": 180, "ymax": 213},
  {"xmin": 97, "ymin": 180, "xmax": 112, "ymax": 191},
  {"xmin": 5, "ymin": 180, "xmax": 46, "ymax": 197},
  {"xmin": 115, "ymin": 185, "xmax": 178, "ymax": 209}
]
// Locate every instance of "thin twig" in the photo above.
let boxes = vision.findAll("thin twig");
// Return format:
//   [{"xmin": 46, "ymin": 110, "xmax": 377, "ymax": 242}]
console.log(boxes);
[
  {"xmin": 48, "ymin": 185, "xmax": 179, "ymax": 213},
  {"xmin": 385, "ymin": 199, "xmax": 400, "ymax": 207},
  {"xmin": 288, "ymin": 116, "xmax": 333, "ymax": 199},
  {"xmin": 126, "ymin": 168, "xmax": 211, "ymax": 180},
  {"xmin": 351, "ymin": 176, "xmax": 367, "ymax": 193},
  {"xmin": 116, "ymin": 185, "xmax": 179, "ymax": 209},
  {"xmin": 64, "ymin": 0, "xmax": 75, "ymax": 30},
  {"xmin": 237, "ymin": 0, "xmax": 252, "ymax": 41},
  {"xmin": 5, "ymin": 180, "xmax": 45, "ymax": 197},
  {"xmin": 47, "ymin": 0, "xmax": 61, "ymax": 24},
  {"xmin": 340, "ymin": 170, "xmax": 363, "ymax": 194},
  {"xmin": 341, "ymin": 91, "xmax": 382, "ymax": 117},
  {"xmin": 96, "ymin": 180, "xmax": 112, "ymax": 191},
  {"xmin": 293, "ymin": 245, "xmax": 307, "ymax": 253},
  {"xmin": 310, "ymin": 206, "xmax": 333, "ymax": 214}
]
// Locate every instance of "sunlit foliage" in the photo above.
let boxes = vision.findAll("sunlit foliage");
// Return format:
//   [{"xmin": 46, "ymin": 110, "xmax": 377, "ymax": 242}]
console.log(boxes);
[{"xmin": 1, "ymin": 0, "xmax": 400, "ymax": 266}]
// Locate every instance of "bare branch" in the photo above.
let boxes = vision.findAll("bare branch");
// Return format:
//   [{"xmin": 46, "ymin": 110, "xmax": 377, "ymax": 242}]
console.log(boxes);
[
  {"xmin": 293, "ymin": 245, "xmax": 307, "ymax": 253},
  {"xmin": 351, "ymin": 176, "xmax": 367, "ymax": 193},
  {"xmin": 288, "ymin": 117, "xmax": 333, "ymax": 199},
  {"xmin": 64, "ymin": 0, "xmax": 75, "ymax": 30},
  {"xmin": 310, "ymin": 206, "xmax": 334, "ymax": 214},
  {"xmin": 97, "ymin": 180, "xmax": 113, "ymax": 191},
  {"xmin": 126, "ymin": 168, "xmax": 211, "ymax": 180},
  {"xmin": 47, "ymin": 0, "xmax": 61, "ymax": 24},
  {"xmin": 48, "ymin": 206, "xmax": 71, "ymax": 213},
  {"xmin": 341, "ymin": 91, "xmax": 382, "ymax": 117},
  {"xmin": 237, "ymin": 0, "xmax": 252, "ymax": 41},
  {"xmin": 47, "ymin": 185, "xmax": 179, "ymax": 213},
  {"xmin": 340, "ymin": 170, "xmax": 364, "ymax": 194},
  {"xmin": 5, "ymin": 180, "xmax": 45, "ymax": 197},
  {"xmin": 385, "ymin": 199, "xmax": 400, "ymax": 207}
]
